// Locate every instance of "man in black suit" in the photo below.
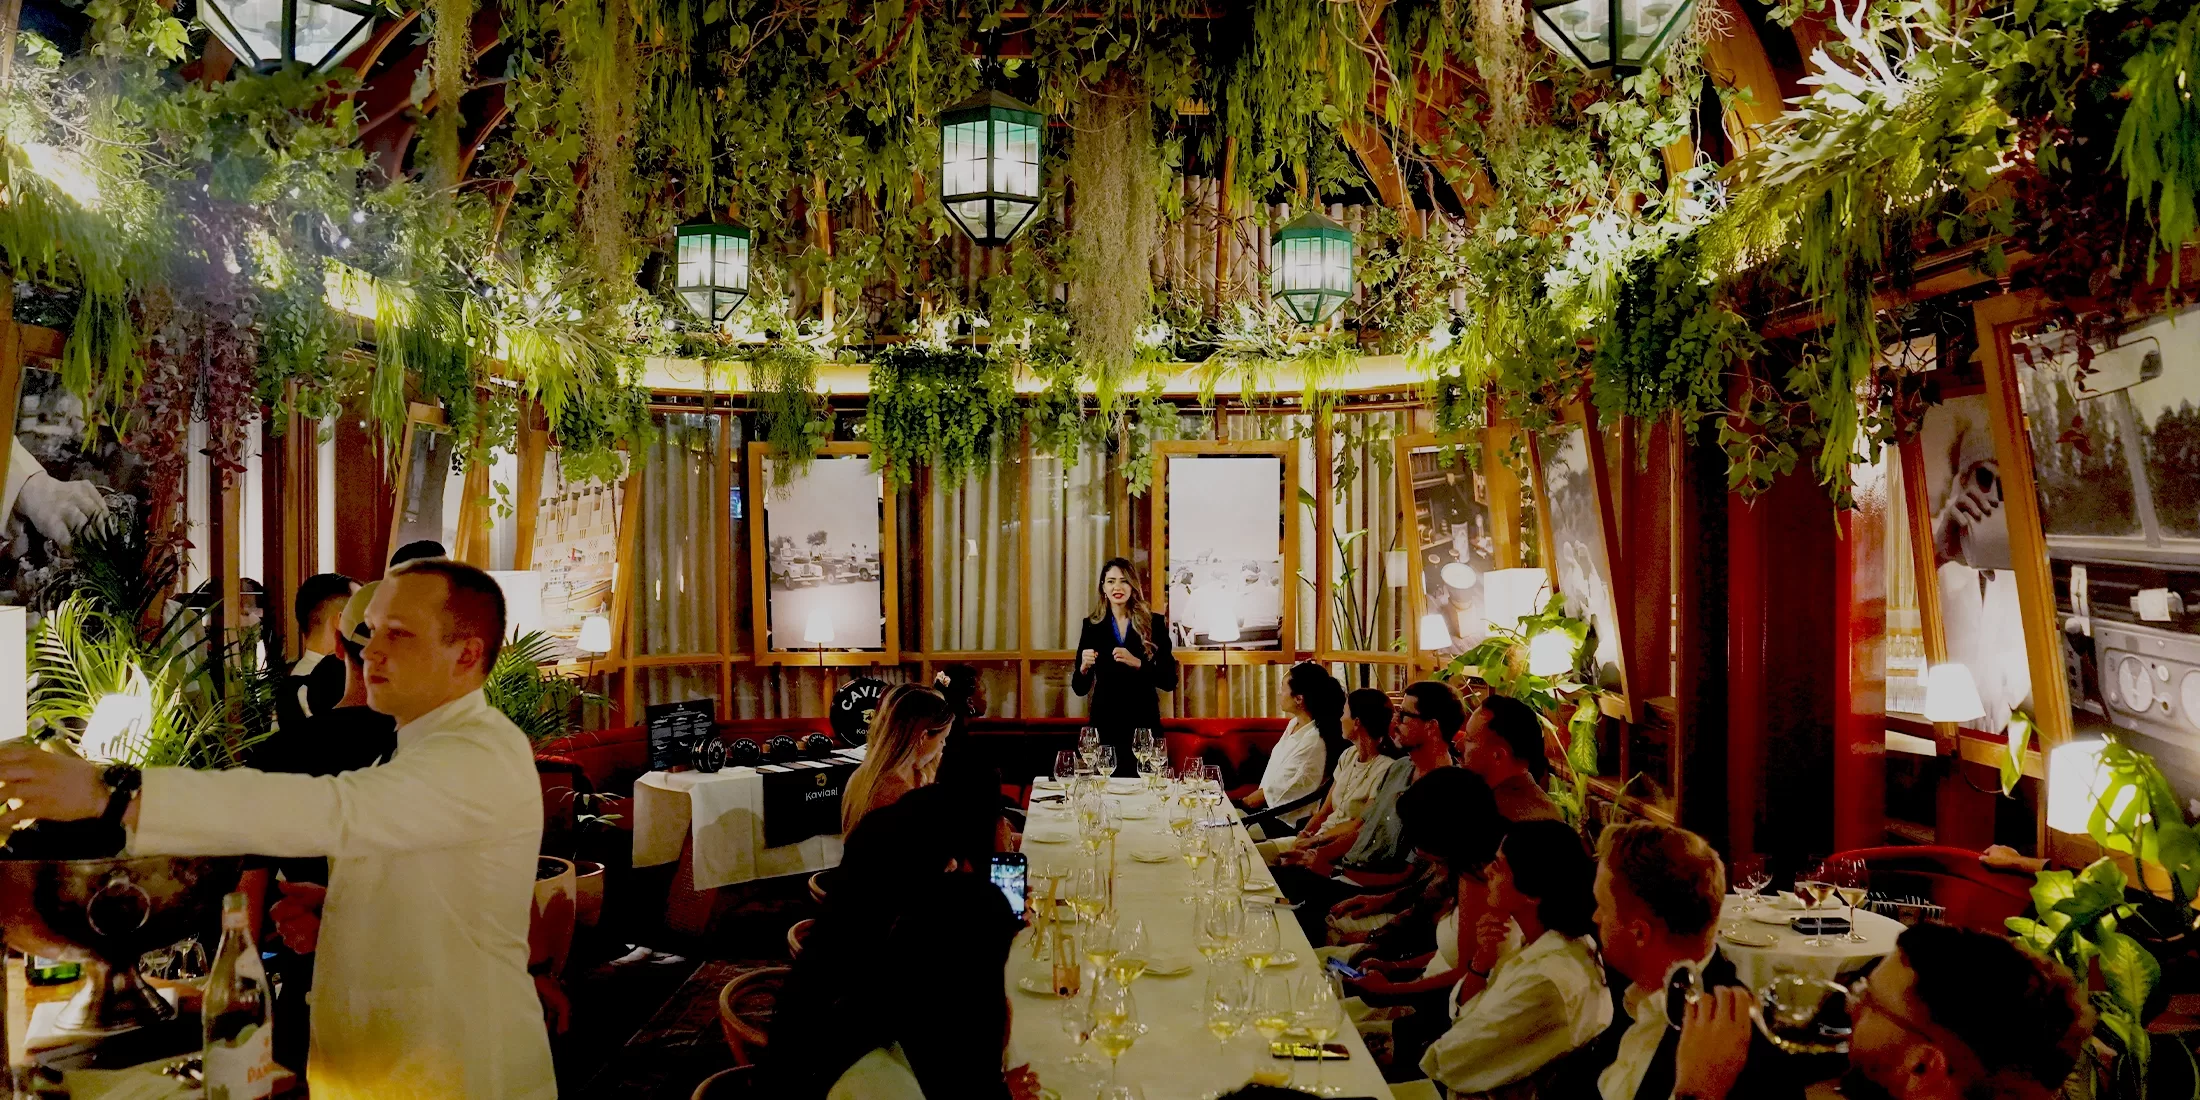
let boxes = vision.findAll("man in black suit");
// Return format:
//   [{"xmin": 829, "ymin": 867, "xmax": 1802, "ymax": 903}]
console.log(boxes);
[{"xmin": 1549, "ymin": 821, "xmax": 1811, "ymax": 1100}]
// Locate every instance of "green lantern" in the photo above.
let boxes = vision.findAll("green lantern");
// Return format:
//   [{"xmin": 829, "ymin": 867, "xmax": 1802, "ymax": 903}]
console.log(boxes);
[
  {"xmin": 1531, "ymin": 0, "xmax": 1699, "ymax": 74},
  {"xmin": 674, "ymin": 223, "xmax": 752, "ymax": 329},
  {"xmin": 939, "ymin": 90, "xmax": 1044, "ymax": 247},
  {"xmin": 1269, "ymin": 210, "xmax": 1354, "ymax": 325},
  {"xmin": 199, "ymin": 0, "xmax": 378, "ymax": 72}
]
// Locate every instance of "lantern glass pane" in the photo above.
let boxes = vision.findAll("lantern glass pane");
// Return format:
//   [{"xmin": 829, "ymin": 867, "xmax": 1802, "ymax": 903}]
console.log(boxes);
[
  {"xmin": 677, "ymin": 235, "xmax": 708, "ymax": 287},
  {"xmin": 949, "ymin": 199, "xmax": 991, "ymax": 238},
  {"xmin": 992, "ymin": 118, "xmax": 1040, "ymax": 199},
  {"xmin": 994, "ymin": 199, "xmax": 1037, "ymax": 239},
  {"xmin": 680, "ymin": 289, "xmax": 716, "ymax": 321},
  {"xmin": 295, "ymin": 1, "xmax": 373, "ymax": 68},
  {"xmin": 1533, "ymin": 0, "xmax": 1610, "ymax": 68},
  {"xmin": 943, "ymin": 120, "xmax": 987, "ymax": 196},
  {"xmin": 713, "ymin": 236, "xmax": 749, "ymax": 290},
  {"xmin": 204, "ymin": 0, "xmax": 287, "ymax": 66},
  {"xmin": 1619, "ymin": 0, "xmax": 1686, "ymax": 65}
]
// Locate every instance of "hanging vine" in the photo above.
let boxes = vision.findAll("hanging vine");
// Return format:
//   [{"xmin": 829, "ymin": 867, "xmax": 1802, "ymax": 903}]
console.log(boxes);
[{"xmin": 864, "ymin": 344, "xmax": 1020, "ymax": 488}]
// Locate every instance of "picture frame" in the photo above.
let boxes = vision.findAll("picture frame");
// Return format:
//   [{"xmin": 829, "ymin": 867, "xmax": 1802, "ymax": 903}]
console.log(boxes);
[
  {"xmin": 526, "ymin": 445, "xmax": 632, "ymax": 663},
  {"xmin": 1526, "ymin": 402, "xmax": 1634, "ymax": 719},
  {"xmin": 746, "ymin": 442, "xmax": 901, "ymax": 665},
  {"xmin": 1150, "ymin": 441, "xmax": 1297, "ymax": 661},
  {"xmin": 1393, "ymin": 432, "xmax": 1528, "ymax": 665}
]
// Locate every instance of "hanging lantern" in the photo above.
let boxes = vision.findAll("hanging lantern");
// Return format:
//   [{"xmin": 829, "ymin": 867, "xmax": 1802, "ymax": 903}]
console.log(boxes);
[
  {"xmin": 1530, "ymin": 0, "xmax": 1699, "ymax": 74},
  {"xmin": 674, "ymin": 223, "xmax": 753, "ymax": 329},
  {"xmin": 1269, "ymin": 210, "xmax": 1355, "ymax": 325},
  {"xmin": 939, "ymin": 90, "xmax": 1044, "ymax": 247},
  {"xmin": 199, "ymin": 0, "xmax": 378, "ymax": 72}
]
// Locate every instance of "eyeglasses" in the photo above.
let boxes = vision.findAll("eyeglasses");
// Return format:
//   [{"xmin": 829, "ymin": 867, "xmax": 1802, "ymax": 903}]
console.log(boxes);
[{"xmin": 1847, "ymin": 973, "xmax": 1938, "ymax": 1043}]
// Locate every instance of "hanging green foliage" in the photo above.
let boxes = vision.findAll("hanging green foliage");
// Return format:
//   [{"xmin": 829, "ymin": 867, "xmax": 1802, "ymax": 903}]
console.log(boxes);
[
  {"xmin": 1589, "ymin": 236, "xmax": 1759, "ymax": 448},
  {"xmin": 864, "ymin": 344, "xmax": 1020, "ymax": 488},
  {"xmin": 748, "ymin": 344, "xmax": 832, "ymax": 481}
]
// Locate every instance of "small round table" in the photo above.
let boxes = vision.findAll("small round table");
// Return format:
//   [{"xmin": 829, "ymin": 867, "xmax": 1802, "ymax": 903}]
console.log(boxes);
[{"xmin": 1715, "ymin": 895, "xmax": 1905, "ymax": 990}]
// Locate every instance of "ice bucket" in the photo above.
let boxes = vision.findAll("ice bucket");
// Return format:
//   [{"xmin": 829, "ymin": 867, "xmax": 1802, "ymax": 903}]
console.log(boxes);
[{"xmin": 0, "ymin": 856, "xmax": 240, "ymax": 1033}]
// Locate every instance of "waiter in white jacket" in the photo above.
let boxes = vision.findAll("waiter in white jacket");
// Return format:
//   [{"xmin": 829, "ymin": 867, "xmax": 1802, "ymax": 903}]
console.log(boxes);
[{"xmin": 0, "ymin": 559, "xmax": 555, "ymax": 1099}]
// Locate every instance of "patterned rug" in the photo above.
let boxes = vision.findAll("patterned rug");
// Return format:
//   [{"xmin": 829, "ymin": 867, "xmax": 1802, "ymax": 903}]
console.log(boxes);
[{"xmin": 577, "ymin": 959, "xmax": 771, "ymax": 1098}]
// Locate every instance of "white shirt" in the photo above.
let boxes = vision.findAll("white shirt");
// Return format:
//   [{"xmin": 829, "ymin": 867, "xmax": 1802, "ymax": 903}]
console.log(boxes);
[
  {"xmin": 130, "ymin": 690, "xmax": 554, "ymax": 1100},
  {"xmin": 829, "ymin": 1043, "xmax": 927, "ymax": 1100},
  {"xmin": 291, "ymin": 650, "xmax": 331, "ymax": 719},
  {"xmin": 1600, "ymin": 956, "xmax": 1712, "ymax": 1100},
  {"xmin": 1260, "ymin": 716, "xmax": 1326, "ymax": 825},
  {"xmin": 1420, "ymin": 930, "xmax": 1611, "ymax": 1094}
]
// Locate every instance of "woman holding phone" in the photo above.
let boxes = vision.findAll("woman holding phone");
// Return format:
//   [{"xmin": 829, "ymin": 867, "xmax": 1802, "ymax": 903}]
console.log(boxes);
[{"xmin": 1072, "ymin": 557, "xmax": 1178, "ymax": 776}]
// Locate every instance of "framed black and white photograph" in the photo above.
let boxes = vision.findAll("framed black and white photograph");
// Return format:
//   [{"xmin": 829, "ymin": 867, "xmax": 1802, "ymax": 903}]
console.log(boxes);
[
  {"xmin": 747, "ymin": 443, "xmax": 900, "ymax": 663},
  {"xmin": 1529, "ymin": 404, "xmax": 1632, "ymax": 712},
  {"xmin": 1917, "ymin": 391, "xmax": 2033, "ymax": 737},
  {"xmin": 1153, "ymin": 443, "xmax": 1296, "ymax": 652},
  {"xmin": 1, "ymin": 362, "xmax": 155, "ymax": 612},
  {"xmin": 1396, "ymin": 435, "xmax": 1500, "ymax": 661}
]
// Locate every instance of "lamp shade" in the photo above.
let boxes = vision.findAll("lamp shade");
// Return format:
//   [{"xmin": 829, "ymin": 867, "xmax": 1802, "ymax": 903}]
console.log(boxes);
[
  {"xmin": 1419, "ymin": 612, "xmax": 1454, "ymax": 651},
  {"xmin": 1206, "ymin": 614, "xmax": 1242, "ymax": 644},
  {"xmin": 1270, "ymin": 210, "xmax": 1355, "ymax": 325},
  {"xmin": 1440, "ymin": 562, "xmax": 1479, "ymax": 591},
  {"xmin": 675, "ymin": 223, "xmax": 752, "ymax": 329},
  {"xmin": 1921, "ymin": 663, "xmax": 1986, "ymax": 725},
  {"xmin": 803, "ymin": 609, "xmax": 836, "ymax": 646},
  {"xmin": 1482, "ymin": 567, "xmax": 1551, "ymax": 635},
  {"xmin": 200, "ymin": 0, "xmax": 377, "ymax": 73},
  {"xmin": 939, "ymin": 90, "xmax": 1043, "ymax": 247},
  {"xmin": 81, "ymin": 683, "xmax": 152, "ymax": 764},
  {"xmin": 577, "ymin": 614, "xmax": 614, "ymax": 655},
  {"xmin": 1527, "ymin": 629, "xmax": 1577, "ymax": 677},
  {"xmin": 1531, "ymin": 0, "xmax": 1698, "ymax": 75},
  {"xmin": 2046, "ymin": 741, "xmax": 2133, "ymax": 834}
]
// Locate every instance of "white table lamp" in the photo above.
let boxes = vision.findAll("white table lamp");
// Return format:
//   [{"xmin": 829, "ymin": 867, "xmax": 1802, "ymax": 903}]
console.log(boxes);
[
  {"xmin": 2047, "ymin": 740, "xmax": 2131, "ymax": 834},
  {"xmin": 1921, "ymin": 663, "xmax": 1986, "ymax": 725},
  {"xmin": 1419, "ymin": 612, "xmax": 1453, "ymax": 651},
  {"xmin": 80, "ymin": 681, "xmax": 152, "ymax": 764},
  {"xmin": 1482, "ymin": 567, "xmax": 1550, "ymax": 635},
  {"xmin": 803, "ymin": 609, "xmax": 835, "ymax": 668},
  {"xmin": 578, "ymin": 614, "xmax": 613, "ymax": 655},
  {"xmin": 1527, "ymin": 629, "xmax": 1576, "ymax": 677}
]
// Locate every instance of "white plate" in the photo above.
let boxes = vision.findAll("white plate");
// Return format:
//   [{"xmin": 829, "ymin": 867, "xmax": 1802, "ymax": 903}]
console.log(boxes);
[
  {"xmin": 1144, "ymin": 957, "xmax": 1197, "ymax": 977},
  {"xmin": 1026, "ymin": 830, "xmax": 1072, "ymax": 845},
  {"xmin": 1265, "ymin": 950, "xmax": 1300, "ymax": 968},
  {"xmin": 1721, "ymin": 927, "xmax": 1779, "ymax": 949},
  {"xmin": 1131, "ymin": 848, "xmax": 1175, "ymax": 863},
  {"xmin": 1748, "ymin": 906, "xmax": 1833, "ymax": 925},
  {"xmin": 1016, "ymin": 976, "xmax": 1072, "ymax": 997},
  {"xmin": 1242, "ymin": 880, "xmax": 1278, "ymax": 893},
  {"xmin": 1033, "ymin": 779, "xmax": 1065, "ymax": 790}
]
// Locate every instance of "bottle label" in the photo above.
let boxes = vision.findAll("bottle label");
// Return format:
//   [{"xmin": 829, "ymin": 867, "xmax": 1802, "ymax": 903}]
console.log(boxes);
[{"xmin": 205, "ymin": 1023, "xmax": 275, "ymax": 1100}]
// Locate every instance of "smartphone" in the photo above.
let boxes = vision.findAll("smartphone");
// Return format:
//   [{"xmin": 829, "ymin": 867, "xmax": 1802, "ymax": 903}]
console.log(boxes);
[
  {"xmin": 1269, "ymin": 1041, "xmax": 1351, "ymax": 1060},
  {"xmin": 1325, "ymin": 957, "xmax": 1366, "ymax": 981},
  {"xmin": 989, "ymin": 853, "xmax": 1028, "ymax": 920}
]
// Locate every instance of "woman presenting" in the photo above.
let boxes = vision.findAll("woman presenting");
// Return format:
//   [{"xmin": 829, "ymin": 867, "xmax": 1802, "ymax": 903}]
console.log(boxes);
[{"xmin": 1072, "ymin": 557, "xmax": 1178, "ymax": 776}]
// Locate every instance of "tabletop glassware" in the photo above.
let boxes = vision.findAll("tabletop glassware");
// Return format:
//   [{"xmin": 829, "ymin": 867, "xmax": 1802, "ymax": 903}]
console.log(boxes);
[
  {"xmin": 1058, "ymin": 987, "xmax": 1099, "ymax": 1066},
  {"xmin": 1296, "ymin": 973, "xmax": 1345, "ymax": 1096},
  {"xmin": 1084, "ymin": 909, "xmax": 1120, "ymax": 970},
  {"xmin": 1731, "ymin": 854, "xmax": 1770, "ymax": 918},
  {"xmin": 1090, "ymin": 979, "xmax": 1146, "ymax": 1085},
  {"xmin": 1205, "ymin": 968, "xmax": 1252, "ymax": 1053},
  {"xmin": 1752, "ymin": 973, "xmax": 1854, "ymax": 1055},
  {"xmin": 1792, "ymin": 868, "xmax": 1834, "ymax": 947},
  {"xmin": 1199, "ymin": 894, "xmax": 1244, "ymax": 964},
  {"xmin": 1098, "ymin": 744, "xmax": 1119, "ymax": 776},
  {"xmin": 1053, "ymin": 750, "xmax": 1079, "ymax": 786},
  {"xmin": 1109, "ymin": 918, "xmax": 1148, "ymax": 984},
  {"xmin": 1240, "ymin": 903, "xmax": 1281, "ymax": 974},
  {"xmin": 1250, "ymin": 974, "xmax": 1296, "ymax": 1087},
  {"xmin": 1071, "ymin": 860, "xmax": 1111, "ymax": 924},
  {"xmin": 1827, "ymin": 857, "xmax": 1871, "ymax": 943}
]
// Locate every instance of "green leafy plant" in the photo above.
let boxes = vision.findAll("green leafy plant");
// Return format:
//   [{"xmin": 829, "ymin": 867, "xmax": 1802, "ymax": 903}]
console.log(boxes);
[
  {"xmin": 864, "ymin": 345, "xmax": 1020, "ymax": 488},
  {"xmin": 483, "ymin": 632, "xmax": 603, "ymax": 746},
  {"xmin": 748, "ymin": 344, "xmax": 833, "ymax": 483},
  {"xmin": 1441, "ymin": 593, "xmax": 1608, "ymax": 830}
]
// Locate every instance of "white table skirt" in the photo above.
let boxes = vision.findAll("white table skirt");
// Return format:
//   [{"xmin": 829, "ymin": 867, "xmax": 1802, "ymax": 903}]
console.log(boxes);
[
  {"xmin": 1717, "ymin": 895, "xmax": 1904, "ymax": 991},
  {"xmin": 631, "ymin": 769, "xmax": 843, "ymax": 891},
  {"xmin": 1009, "ymin": 777, "xmax": 1392, "ymax": 1100}
]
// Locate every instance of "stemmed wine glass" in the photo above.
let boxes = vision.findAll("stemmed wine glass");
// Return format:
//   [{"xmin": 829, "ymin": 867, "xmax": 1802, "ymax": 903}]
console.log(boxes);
[
  {"xmin": 1752, "ymin": 973, "xmax": 1855, "ymax": 1055},
  {"xmin": 1059, "ymin": 988, "xmax": 1100, "ymax": 1066},
  {"xmin": 1205, "ymin": 968, "xmax": 1252, "ymax": 1056},
  {"xmin": 1827, "ymin": 857, "xmax": 1871, "ymax": 943},
  {"xmin": 1053, "ymin": 750, "xmax": 1079, "ymax": 787},
  {"xmin": 1109, "ymin": 919, "xmax": 1149, "ymax": 984},
  {"xmin": 1199, "ymin": 893, "xmax": 1243, "ymax": 964},
  {"xmin": 1731, "ymin": 854, "xmax": 1770, "ymax": 918},
  {"xmin": 1241, "ymin": 903, "xmax": 1281, "ymax": 974},
  {"xmin": 1297, "ymin": 973, "xmax": 1346, "ymax": 1096},
  {"xmin": 1090, "ymin": 979, "xmax": 1147, "ymax": 1085},
  {"xmin": 1250, "ymin": 974, "xmax": 1297, "ymax": 1087},
  {"xmin": 1793, "ymin": 864, "xmax": 1834, "ymax": 947},
  {"xmin": 1098, "ymin": 744, "xmax": 1119, "ymax": 778}
]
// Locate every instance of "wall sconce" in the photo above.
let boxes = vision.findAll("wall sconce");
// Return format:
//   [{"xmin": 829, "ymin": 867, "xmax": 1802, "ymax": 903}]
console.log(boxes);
[
  {"xmin": 1921, "ymin": 663, "xmax": 1986, "ymax": 725},
  {"xmin": 1418, "ymin": 613, "xmax": 1453, "ymax": 651},
  {"xmin": 2046, "ymin": 740, "xmax": 2131, "ymax": 834},
  {"xmin": 577, "ymin": 614, "xmax": 614, "ymax": 656}
]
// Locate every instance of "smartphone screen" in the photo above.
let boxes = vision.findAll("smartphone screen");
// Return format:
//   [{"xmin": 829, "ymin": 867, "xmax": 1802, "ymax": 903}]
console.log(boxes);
[
  {"xmin": 989, "ymin": 853, "xmax": 1028, "ymax": 920},
  {"xmin": 1325, "ymin": 957, "xmax": 1365, "ymax": 981}
]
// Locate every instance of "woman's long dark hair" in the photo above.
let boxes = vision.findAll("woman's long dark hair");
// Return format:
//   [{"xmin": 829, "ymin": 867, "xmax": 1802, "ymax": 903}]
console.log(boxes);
[
  {"xmin": 1498, "ymin": 820, "xmax": 1599, "ymax": 939},
  {"xmin": 1087, "ymin": 556, "xmax": 1157, "ymax": 658},
  {"xmin": 1286, "ymin": 662, "xmax": 1349, "ymax": 777},
  {"xmin": 1346, "ymin": 687, "xmax": 1396, "ymax": 757}
]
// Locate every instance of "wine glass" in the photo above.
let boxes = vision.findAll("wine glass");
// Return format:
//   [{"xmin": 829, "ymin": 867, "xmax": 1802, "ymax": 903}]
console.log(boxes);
[
  {"xmin": 1109, "ymin": 919, "xmax": 1148, "ymax": 984},
  {"xmin": 1053, "ymin": 750, "xmax": 1079, "ymax": 786},
  {"xmin": 1731, "ymin": 854, "xmax": 1770, "ymax": 918},
  {"xmin": 1205, "ymin": 969, "xmax": 1252, "ymax": 1054},
  {"xmin": 1296, "ymin": 973, "xmax": 1345, "ymax": 1096},
  {"xmin": 1080, "ymin": 725, "xmax": 1102, "ymax": 758},
  {"xmin": 1241, "ymin": 904, "xmax": 1281, "ymax": 974},
  {"xmin": 1792, "ymin": 864, "xmax": 1832, "ymax": 947},
  {"xmin": 1098, "ymin": 744, "xmax": 1119, "ymax": 777},
  {"xmin": 1249, "ymin": 975, "xmax": 1296, "ymax": 1088},
  {"xmin": 1752, "ymin": 974, "xmax": 1854, "ymax": 1055},
  {"xmin": 1059, "ymin": 987, "xmax": 1100, "ymax": 1066},
  {"xmin": 1200, "ymin": 894, "xmax": 1244, "ymax": 965},
  {"xmin": 1828, "ymin": 857, "xmax": 1871, "ymax": 943},
  {"xmin": 1071, "ymin": 860, "xmax": 1111, "ymax": 924},
  {"xmin": 1085, "ymin": 909, "xmax": 1120, "ymax": 971},
  {"xmin": 1090, "ymin": 981, "xmax": 1146, "ymax": 1085}
]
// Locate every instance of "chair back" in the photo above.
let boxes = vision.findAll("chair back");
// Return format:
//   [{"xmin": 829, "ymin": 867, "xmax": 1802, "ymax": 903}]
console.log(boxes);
[
  {"xmin": 807, "ymin": 871, "xmax": 830, "ymax": 906},
  {"xmin": 1826, "ymin": 845, "xmax": 2034, "ymax": 932},
  {"xmin": 717, "ymin": 966, "xmax": 791, "ymax": 1066},
  {"xmin": 787, "ymin": 918, "xmax": 815, "ymax": 960}
]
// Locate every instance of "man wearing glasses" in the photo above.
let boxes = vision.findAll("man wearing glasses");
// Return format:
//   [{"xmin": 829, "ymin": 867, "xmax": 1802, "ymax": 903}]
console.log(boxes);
[{"xmin": 1673, "ymin": 922, "xmax": 2088, "ymax": 1100}]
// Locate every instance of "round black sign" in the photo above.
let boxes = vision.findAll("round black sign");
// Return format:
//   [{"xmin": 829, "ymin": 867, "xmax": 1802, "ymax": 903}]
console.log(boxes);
[{"xmin": 831, "ymin": 677, "xmax": 890, "ymax": 744}]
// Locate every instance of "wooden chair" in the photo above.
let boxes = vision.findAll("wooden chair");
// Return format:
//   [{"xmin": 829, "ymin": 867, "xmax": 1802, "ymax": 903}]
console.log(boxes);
[
  {"xmin": 691, "ymin": 1065, "xmax": 757, "ymax": 1099},
  {"xmin": 716, "ymin": 966, "xmax": 791, "ymax": 1066},
  {"xmin": 807, "ymin": 871, "xmax": 830, "ymax": 905},
  {"xmin": 786, "ymin": 918, "xmax": 815, "ymax": 960}
]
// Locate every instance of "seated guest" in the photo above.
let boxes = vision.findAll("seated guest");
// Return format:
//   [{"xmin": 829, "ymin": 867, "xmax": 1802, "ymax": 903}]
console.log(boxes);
[
  {"xmin": 929, "ymin": 664, "xmax": 1015, "ymax": 850},
  {"xmin": 1565, "ymin": 821, "xmax": 1807, "ymax": 1100},
  {"xmin": 1456, "ymin": 695, "xmax": 1561, "ymax": 823},
  {"xmin": 841, "ymin": 684, "xmax": 955, "ymax": 833},
  {"xmin": 1270, "ymin": 688, "xmax": 1398, "ymax": 862},
  {"xmin": 1673, "ymin": 922, "xmax": 2088, "ymax": 1100},
  {"xmin": 767, "ymin": 874, "xmax": 1039, "ymax": 1099},
  {"xmin": 1241, "ymin": 662, "xmax": 1347, "ymax": 831},
  {"xmin": 1419, "ymin": 820, "xmax": 1610, "ymax": 1096},
  {"xmin": 1271, "ymin": 681, "xmax": 1461, "ymax": 941},
  {"xmin": 1341, "ymin": 767, "xmax": 1504, "ymax": 989}
]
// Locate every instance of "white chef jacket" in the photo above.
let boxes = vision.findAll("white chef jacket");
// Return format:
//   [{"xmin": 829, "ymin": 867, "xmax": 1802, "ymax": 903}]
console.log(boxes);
[
  {"xmin": 1259, "ymin": 717, "xmax": 1326, "ymax": 826},
  {"xmin": 129, "ymin": 689, "xmax": 554, "ymax": 1100},
  {"xmin": 1420, "ymin": 929, "xmax": 1611, "ymax": 1094}
]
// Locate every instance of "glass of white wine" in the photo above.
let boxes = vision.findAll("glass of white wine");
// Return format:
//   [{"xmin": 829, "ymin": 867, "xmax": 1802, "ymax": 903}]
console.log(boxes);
[
  {"xmin": 1205, "ymin": 969, "xmax": 1252, "ymax": 1055},
  {"xmin": 1072, "ymin": 861, "xmax": 1111, "ymax": 924},
  {"xmin": 1792, "ymin": 875, "xmax": 1834, "ymax": 947},
  {"xmin": 1296, "ymin": 973, "xmax": 1346, "ymax": 1096},
  {"xmin": 1091, "ymin": 981, "xmax": 1146, "ymax": 1085},
  {"xmin": 1250, "ymin": 975, "xmax": 1296, "ymax": 1088},
  {"xmin": 1240, "ymin": 904, "xmax": 1280, "ymax": 974},
  {"xmin": 1200, "ymin": 895, "xmax": 1243, "ymax": 965},
  {"xmin": 1109, "ymin": 919, "xmax": 1148, "ymax": 984}
]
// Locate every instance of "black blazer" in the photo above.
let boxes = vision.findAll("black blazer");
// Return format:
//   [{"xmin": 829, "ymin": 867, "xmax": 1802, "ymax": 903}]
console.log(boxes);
[
  {"xmin": 1070, "ymin": 612, "xmax": 1178, "ymax": 732},
  {"xmin": 1545, "ymin": 949, "xmax": 1818, "ymax": 1100}
]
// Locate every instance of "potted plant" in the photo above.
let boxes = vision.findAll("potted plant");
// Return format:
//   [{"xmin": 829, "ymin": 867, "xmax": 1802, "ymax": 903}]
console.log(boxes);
[
  {"xmin": 568, "ymin": 792, "xmax": 622, "ymax": 929},
  {"xmin": 1445, "ymin": 594, "xmax": 1608, "ymax": 833},
  {"xmin": 531, "ymin": 856, "xmax": 578, "ymax": 980},
  {"xmin": 484, "ymin": 632, "xmax": 602, "ymax": 747}
]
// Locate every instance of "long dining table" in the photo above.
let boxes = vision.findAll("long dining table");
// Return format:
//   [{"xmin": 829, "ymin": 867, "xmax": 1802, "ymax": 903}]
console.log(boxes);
[{"xmin": 1007, "ymin": 775, "xmax": 1394, "ymax": 1100}]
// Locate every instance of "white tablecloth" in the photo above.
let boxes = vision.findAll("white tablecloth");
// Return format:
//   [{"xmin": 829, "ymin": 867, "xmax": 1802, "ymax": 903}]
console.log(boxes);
[
  {"xmin": 1717, "ymin": 895, "xmax": 1904, "ymax": 990},
  {"xmin": 631, "ymin": 769, "xmax": 844, "ymax": 891},
  {"xmin": 1009, "ymin": 779, "xmax": 1392, "ymax": 1100}
]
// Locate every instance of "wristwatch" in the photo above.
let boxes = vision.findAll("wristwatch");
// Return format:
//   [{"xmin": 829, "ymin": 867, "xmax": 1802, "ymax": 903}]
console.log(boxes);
[{"xmin": 98, "ymin": 764, "xmax": 141, "ymax": 826}]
